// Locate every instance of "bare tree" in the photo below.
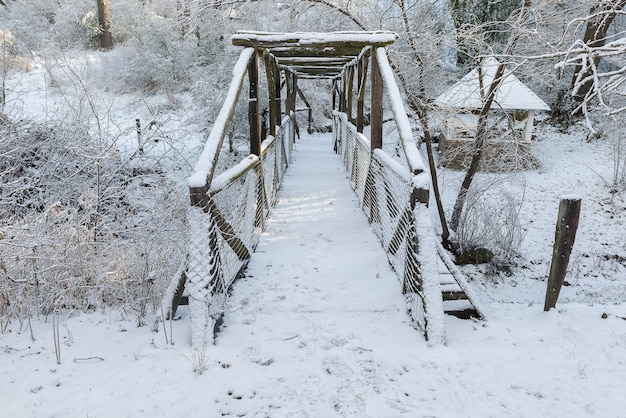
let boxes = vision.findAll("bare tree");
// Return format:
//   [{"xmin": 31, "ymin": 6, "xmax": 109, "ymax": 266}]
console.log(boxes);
[
  {"xmin": 558, "ymin": 0, "xmax": 626, "ymax": 120},
  {"xmin": 570, "ymin": 1, "xmax": 626, "ymax": 105},
  {"xmin": 448, "ymin": 0, "xmax": 532, "ymax": 233}
]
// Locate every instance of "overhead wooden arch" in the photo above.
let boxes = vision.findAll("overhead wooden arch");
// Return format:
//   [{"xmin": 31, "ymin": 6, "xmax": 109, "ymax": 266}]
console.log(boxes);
[{"xmin": 231, "ymin": 30, "xmax": 397, "ymax": 152}]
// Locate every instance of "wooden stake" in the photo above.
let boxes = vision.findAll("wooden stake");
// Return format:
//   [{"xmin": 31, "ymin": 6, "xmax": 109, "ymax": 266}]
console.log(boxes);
[{"xmin": 544, "ymin": 198, "xmax": 582, "ymax": 311}]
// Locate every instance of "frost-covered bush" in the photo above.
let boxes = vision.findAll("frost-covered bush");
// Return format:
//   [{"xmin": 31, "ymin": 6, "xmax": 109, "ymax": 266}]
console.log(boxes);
[
  {"xmin": 123, "ymin": 14, "xmax": 193, "ymax": 92},
  {"xmin": 0, "ymin": 0, "xmax": 98, "ymax": 50},
  {"xmin": 454, "ymin": 177, "xmax": 525, "ymax": 267},
  {"xmin": 0, "ymin": 103, "xmax": 187, "ymax": 329}
]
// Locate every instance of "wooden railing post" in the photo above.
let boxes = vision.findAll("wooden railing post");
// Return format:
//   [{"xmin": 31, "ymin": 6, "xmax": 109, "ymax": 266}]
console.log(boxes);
[
  {"xmin": 370, "ymin": 51, "xmax": 383, "ymax": 151},
  {"xmin": 263, "ymin": 52, "xmax": 277, "ymax": 137},
  {"xmin": 356, "ymin": 55, "xmax": 368, "ymax": 133},
  {"xmin": 273, "ymin": 58, "xmax": 282, "ymax": 127},
  {"xmin": 347, "ymin": 65, "xmax": 354, "ymax": 123},
  {"xmin": 248, "ymin": 49, "xmax": 261, "ymax": 157}
]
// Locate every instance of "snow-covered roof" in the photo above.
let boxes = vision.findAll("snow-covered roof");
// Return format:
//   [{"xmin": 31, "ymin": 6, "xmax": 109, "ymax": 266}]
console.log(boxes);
[{"xmin": 435, "ymin": 57, "xmax": 550, "ymax": 111}]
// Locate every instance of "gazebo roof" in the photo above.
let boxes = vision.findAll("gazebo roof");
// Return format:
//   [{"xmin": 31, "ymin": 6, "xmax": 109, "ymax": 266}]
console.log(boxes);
[{"xmin": 435, "ymin": 57, "xmax": 550, "ymax": 111}]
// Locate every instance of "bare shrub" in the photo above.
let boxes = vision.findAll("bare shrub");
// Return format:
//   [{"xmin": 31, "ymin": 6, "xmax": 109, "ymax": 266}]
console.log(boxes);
[
  {"xmin": 0, "ymin": 64, "xmax": 188, "ymax": 330},
  {"xmin": 454, "ymin": 176, "xmax": 526, "ymax": 267}
]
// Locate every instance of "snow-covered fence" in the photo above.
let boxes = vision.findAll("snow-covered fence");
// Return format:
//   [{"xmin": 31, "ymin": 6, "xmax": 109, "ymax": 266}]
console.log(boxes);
[{"xmin": 183, "ymin": 117, "xmax": 295, "ymax": 349}]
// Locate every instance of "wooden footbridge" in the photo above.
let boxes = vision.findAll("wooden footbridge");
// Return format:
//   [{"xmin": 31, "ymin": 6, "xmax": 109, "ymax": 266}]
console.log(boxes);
[{"xmin": 164, "ymin": 31, "xmax": 484, "ymax": 350}]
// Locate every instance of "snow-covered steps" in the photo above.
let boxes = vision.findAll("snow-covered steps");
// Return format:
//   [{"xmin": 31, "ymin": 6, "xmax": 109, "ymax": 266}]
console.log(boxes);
[
  {"xmin": 440, "ymin": 280, "xmax": 481, "ymax": 319},
  {"xmin": 438, "ymin": 251, "xmax": 485, "ymax": 321}
]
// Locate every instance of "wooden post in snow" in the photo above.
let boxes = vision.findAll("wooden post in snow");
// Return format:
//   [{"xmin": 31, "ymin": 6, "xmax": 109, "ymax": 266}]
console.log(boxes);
[
  {"xmin": 370, "ymin": 51, "xmax": 383, "ymax": 151},
  {"xmin": 544, "ymin": 198, "xmax": 582, "ymax": 311},
  {"xmin": 248, "ymin": 50, "xmax": 261, "ymax": 156}
]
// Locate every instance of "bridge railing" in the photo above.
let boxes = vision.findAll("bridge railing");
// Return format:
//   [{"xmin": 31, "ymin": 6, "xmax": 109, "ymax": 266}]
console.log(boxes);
[
  {"xmin": 163, "ymin": 47, "xmax": 296, "ymax": 349},
  {"xmin": 332, "ymin": 48, "xmax": 446, "ymax": 345},
  {"xmin": 184, "ymin": 117, "xmax": 295, "ymax": 349}
]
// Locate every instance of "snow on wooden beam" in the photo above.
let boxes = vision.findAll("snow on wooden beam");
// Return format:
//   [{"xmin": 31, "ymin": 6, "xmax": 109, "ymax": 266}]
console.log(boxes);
[{"xmin": 231, "ymin": 31, "xmax": 397, "ymax": 49}]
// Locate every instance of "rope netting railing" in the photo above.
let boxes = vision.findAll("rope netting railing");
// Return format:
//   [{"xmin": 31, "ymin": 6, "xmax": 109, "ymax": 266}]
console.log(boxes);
[
  {"xmin": 332, "ymin": 111, "xmax": 445, "ymax": 344},
  {"xmin": 185, "ymin": 117, "xmax": 295, "ymax": 349}
]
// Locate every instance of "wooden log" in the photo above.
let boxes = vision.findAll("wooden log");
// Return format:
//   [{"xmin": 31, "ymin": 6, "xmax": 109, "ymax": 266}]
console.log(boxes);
[
  {"xmin": 370, "ymin": 51, "xmax": 383, "ymax": 151},
  {"xmin": 248, "ymin": 50, "xmax": 261, "ymax": 157},
  {"xmin": 544, "ymin": 198, "xmax": 582, "ymax": 311}
]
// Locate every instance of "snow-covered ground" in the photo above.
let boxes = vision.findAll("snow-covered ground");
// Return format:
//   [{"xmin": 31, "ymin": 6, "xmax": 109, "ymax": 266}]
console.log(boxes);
[{"xmin": 2, "ymin": 129, "xmax": 626, "ymax": 417}]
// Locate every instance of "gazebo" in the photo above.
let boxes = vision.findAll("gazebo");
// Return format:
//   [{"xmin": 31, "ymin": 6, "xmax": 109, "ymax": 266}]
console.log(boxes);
[{"xmin": 434, "ymin": 57, "xmax": 550, "ymax": 170}]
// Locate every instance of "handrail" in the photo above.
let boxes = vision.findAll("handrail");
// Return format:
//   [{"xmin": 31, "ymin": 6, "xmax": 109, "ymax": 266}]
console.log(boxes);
[
  {"xmin": 209, "ymin": 135, "xmax": 276, "ymax": 195},
  {"xmin": 373, "ymin": 47, "xmax": 428, "ymax": 189},
  {"xmin": 188, "ymin": 47, "xmax": 255, "ymax": 192}
]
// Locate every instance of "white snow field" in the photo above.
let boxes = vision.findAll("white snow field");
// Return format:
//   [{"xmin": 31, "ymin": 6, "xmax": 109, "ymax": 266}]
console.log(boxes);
[{"xmin": 2, "ymin": 133, "xmax": 626, "ymax": 417}]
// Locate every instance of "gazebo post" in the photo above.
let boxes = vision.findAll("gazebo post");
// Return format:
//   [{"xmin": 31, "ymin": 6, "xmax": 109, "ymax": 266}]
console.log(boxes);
[{"xmin": 523, "ymin": 109, "xmax": 535, "ymax": 144}]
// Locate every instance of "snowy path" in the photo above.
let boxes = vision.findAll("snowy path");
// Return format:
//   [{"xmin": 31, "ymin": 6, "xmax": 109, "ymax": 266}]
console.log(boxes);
[{"xmin": 209, "ymin": 133, "xmax": 429, "ymax": 416}]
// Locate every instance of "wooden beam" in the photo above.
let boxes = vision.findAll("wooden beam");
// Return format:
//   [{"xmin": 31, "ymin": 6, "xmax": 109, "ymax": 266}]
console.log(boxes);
[
  {"xmin": 248, "ymin": 50, "xmax": 261, "ymax": 156},
  {"xmin": 276, "ymin": 57, "xmax": 355, "ymax": 66},
  {"xmin": 270, "ymin": 47, "xmax": 361, "ymax": 59},
  {"xmin": 291, "ymin": 72, "xmax": 300, "ymax": 138},
  {"xmin": 285, "ymin": 69, "xmax": 293, "ymax": 116},
  {"xmin": 296, "ymin": 86, "xmax": 313, "ymax": 134},
  {"xmin": 370, "ymin": 51, "xmax": 383, "ymax": 150},
  {"xmin": 231, "ymin": 31, "xmax": 397, "ymax": 50}
]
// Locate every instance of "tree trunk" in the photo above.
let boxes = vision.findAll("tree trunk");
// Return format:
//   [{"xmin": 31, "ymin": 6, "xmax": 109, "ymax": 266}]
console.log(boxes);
[
  {"xmin": 571, "ymin": 0, "xmax": 626, "ymax": 108},
  {"xmin": 449, "ymin": 0, "xmax": 531, "ymax": 233},
  {"xmin": 96, "ymin": 0, "xmax": 113, "ymax": 50}
]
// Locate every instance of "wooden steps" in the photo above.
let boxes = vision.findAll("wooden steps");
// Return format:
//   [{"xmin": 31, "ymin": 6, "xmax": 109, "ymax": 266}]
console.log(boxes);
[{"xmin": 438, "ymin": 261, "xmax": 483, "ymax": 320}]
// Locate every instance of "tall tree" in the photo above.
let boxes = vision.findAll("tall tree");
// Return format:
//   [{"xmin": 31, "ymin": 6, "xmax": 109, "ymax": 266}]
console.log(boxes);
[
  {"xmin": 570, "ymin": 0, "xmax": 626, "ymax": 111},
  {"xmin": 97, "ymin": 0, "xmax": 113, "ymax": 49},
  {"xmin": 449, "ymin": 0, "xmax": 533, "ymax": 233}
]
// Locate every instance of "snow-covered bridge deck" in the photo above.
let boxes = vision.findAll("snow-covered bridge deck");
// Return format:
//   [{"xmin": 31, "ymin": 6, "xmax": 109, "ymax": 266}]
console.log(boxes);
[
  {"xmin": 207, "ymin": 133, "xmax": 431, "ymax": 415},
  {"xmin": 221, "ymin": 132, "xmax": 416, "ymax": 338}
]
